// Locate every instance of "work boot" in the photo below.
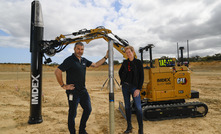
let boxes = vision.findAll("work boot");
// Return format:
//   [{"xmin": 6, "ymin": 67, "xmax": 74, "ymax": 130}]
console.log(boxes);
[
  {"xmin": 79, "ymin": 129, "xmax": 88, "ymax": 134},
  {"xmin": 123, "ymin": 124, "xmax": 132, "ymax": 133},
  {"xmin": 138, "ymin": 128, "xmax": 143, "ymax": 134},
  {"xmin": 70, "ymin": 128, "xmax": 76, "ymax": 134}
]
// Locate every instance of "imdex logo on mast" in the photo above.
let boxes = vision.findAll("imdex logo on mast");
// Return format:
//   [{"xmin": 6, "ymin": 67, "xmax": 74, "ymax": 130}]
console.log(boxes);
[{"xmin": 31, "ymin": 74, "xmax": 40, "ymax": 104}]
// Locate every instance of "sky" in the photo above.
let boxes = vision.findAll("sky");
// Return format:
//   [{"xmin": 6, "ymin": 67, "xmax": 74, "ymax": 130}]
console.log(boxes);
[{"xmin": 0, "ymin": 0, "xmax": 221, "ymax": 64}]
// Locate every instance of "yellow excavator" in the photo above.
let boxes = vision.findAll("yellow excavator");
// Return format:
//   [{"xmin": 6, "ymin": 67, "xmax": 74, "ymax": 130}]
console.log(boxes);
[
  {"xmin": 42, "ymin": 26, "xmax": 208, "ymax": 121},
  {"xmin": 122, "ymin": 44, "xmax": 208, "ymax": 120}
]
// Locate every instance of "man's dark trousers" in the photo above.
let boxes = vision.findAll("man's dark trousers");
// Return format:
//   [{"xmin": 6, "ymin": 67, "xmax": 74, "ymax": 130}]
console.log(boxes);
[{"xmin": 66, "ymin": 89, "xmax": 92, "ymax": 134}]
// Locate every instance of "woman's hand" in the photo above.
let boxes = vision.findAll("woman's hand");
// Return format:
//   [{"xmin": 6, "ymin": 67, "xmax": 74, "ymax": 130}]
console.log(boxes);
[{"xmin": 133, "ymin": 89, "xmax": 140, "ymax": 97}]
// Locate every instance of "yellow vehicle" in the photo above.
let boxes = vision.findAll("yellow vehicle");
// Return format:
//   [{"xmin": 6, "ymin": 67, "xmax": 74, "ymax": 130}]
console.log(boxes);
[
  {"xmin": 128, "ymin": 44, "xmax": 208, "ymax": 120},
  {"xmin": 42, "ymin": 26, "xmax": 208, "ymax": 121}
]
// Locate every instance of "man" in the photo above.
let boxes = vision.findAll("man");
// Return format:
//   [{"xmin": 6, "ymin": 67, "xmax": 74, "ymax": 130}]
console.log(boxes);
[{"xmin": 55, "ymin": 42, "xmax": 108, "ymax": 134}]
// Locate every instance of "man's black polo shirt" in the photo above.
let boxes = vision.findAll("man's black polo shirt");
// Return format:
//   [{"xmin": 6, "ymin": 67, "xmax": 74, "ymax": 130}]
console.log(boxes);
[{"xmin": 58, "ymin": 53, "xmax": 92, "ymax": 92}]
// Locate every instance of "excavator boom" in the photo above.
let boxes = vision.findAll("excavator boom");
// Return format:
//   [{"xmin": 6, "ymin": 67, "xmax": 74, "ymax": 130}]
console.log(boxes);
[{"xmin": 41, "ymin": 26, "xmax": 133, "ymax": 59}]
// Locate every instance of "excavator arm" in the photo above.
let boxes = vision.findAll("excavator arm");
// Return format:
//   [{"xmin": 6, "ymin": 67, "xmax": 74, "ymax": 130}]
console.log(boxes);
[{"xmin": 41, "ymin": 26, "xmax": 135, "ymax": 61}]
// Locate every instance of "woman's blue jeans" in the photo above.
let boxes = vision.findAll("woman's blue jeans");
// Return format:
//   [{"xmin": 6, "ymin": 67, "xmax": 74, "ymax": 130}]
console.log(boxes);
[{"xmin": 122, "ymin": 83, "xmax": 143, "ymax": 129}]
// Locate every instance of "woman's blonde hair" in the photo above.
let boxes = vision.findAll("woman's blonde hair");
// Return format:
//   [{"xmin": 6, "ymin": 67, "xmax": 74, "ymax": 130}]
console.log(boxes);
[{"xmin": 125, "ymin": 46, "xmax": 135, "ymax": 53}]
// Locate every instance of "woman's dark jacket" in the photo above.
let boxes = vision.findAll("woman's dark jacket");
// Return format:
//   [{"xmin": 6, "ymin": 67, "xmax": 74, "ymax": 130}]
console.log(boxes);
[{"xmin": 118, "ymin": 58, "xmax": 144, "ymax": 90}]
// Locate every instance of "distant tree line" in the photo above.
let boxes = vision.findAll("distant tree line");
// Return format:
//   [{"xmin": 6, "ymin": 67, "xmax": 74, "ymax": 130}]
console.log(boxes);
[
  {"xmin": 1, "ymin": 53, "xmax": 220, "ymax": 65},
  {"xmin": 156, "ymin": 53, "xmax": 221, "ymax": 62},
  {"xmin": 183, "ymin": 53, "xmax": 221, "ymax": 62},
  {"xmin": 0, "ymin": 63, "xmax": 30, "ymax": 65},
  {"xmin": 48, "ymin": 62, "xmax": 59, "ymax": 66},
  {"xmin": 136, "ymin": 53, "xmax": 221, "ymax": 64}
]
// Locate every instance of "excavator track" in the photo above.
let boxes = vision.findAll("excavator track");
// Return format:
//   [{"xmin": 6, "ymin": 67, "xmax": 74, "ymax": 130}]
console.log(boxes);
[{"xmin": 142, "ymin": 101, "xmax": 208, "ymax": 121}]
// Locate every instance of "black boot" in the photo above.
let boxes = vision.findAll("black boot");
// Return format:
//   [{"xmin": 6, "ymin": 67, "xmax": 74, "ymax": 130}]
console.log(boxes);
[
  {"xmin": 79, "ymin": 129, "xmax": 88, "ymax": 134},
  {"xmin": 123, "ymin": 123, "xmax": 132, "ymax": 133},
  {"xmin": 138, "ymin": 128, "xmax": 143, "ymax": 134}
]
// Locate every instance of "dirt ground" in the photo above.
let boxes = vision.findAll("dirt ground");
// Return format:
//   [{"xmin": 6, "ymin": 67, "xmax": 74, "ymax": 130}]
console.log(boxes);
[{"xmin": 0, "ymin": 62, "xmax": 221, "ymax": 134}]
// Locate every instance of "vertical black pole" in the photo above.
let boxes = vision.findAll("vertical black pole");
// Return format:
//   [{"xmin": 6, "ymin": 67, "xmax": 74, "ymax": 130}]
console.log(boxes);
[
  {"xmin": 149, "ymin": 46, "xmax": 153, "ymax": 68},
  {"xmin": 179, "ymin": 47, "xmax": 184, "ymax": 66},
  {"xmin": 187, "ymin": 40, "xmax": 189, "ymax": 66},
  {"xmin": 177, "ymin": 42, "xmax": 179, "ymax": 62},
  {"xmin": 28, "ymin": 0, "xmax": 44, "ymax": 124},
  {"xmin": 140, "ymin": 50, "xmax": 143, "ymax": 64}
]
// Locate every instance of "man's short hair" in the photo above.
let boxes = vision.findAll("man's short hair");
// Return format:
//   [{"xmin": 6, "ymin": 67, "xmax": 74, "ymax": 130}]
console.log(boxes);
[{"xmin": 75, "ymin": 42, "xmax": 84, "ymax": 48}]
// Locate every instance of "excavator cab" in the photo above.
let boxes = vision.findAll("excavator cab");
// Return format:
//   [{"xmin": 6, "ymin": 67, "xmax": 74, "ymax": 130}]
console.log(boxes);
[
  {"xmin": 139, "ymin": 44, "xmax": 199, "ymax": 101},
  {"xmin": 141, "ymin": 57, "xmax": 192, "ymax": 102}
]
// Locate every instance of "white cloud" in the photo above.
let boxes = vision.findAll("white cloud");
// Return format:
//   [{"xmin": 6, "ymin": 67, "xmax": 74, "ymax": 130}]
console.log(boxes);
[
  {"xmin": 0, "ymin": 0, "xmax": 220, "ymax": 63},
  {"xmin": 0, "ymin": 36, "xmax": 29, "ymax": 48}
]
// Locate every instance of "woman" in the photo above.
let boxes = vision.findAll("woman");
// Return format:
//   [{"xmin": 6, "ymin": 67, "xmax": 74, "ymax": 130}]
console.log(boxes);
[{"xmin": 119, "ymin": 46, "xmax": 144, "ymax": 134}]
